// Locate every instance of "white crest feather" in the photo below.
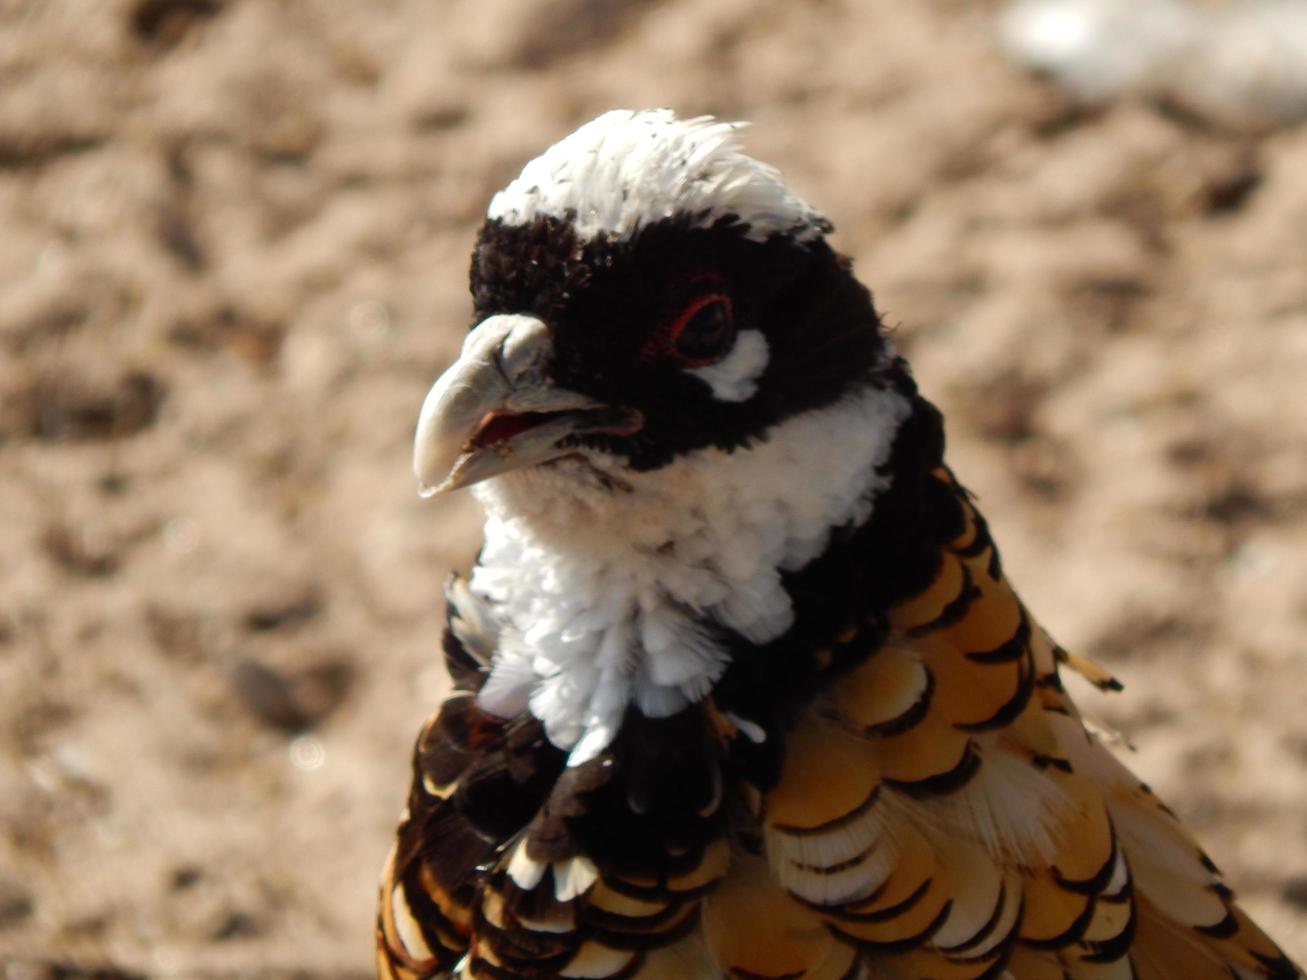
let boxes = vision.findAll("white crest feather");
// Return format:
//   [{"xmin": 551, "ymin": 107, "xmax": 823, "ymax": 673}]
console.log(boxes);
[{"xmin": 487, "ymin": 109, "xmax": 830, "ymax": 243}]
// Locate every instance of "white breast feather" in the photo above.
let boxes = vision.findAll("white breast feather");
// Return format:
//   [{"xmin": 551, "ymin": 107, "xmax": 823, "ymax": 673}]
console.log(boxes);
[
  {"xmin": 487, "ymin": 109, "xmax": 830, "ymax": 244},
  {"xmin": 467, "ymin": 382, "xmax": 912, "ymax": 766}
]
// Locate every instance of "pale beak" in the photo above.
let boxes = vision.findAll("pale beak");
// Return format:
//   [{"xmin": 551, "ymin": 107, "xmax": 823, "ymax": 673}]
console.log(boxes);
[{"xmin": 413, "ymin": 314, "xmax": 643, "ymax": 496}]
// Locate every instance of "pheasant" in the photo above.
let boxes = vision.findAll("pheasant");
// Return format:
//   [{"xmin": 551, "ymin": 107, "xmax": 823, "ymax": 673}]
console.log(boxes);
[{"xmin": 377, "ymin": 109, "xmax": 1301, "ymax": 979}]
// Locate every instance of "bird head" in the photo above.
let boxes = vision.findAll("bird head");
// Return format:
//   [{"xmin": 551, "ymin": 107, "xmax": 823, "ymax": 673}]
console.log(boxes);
[
  {"xmin": 411, "ymin": 110, "xmax": 923, "ymax": 757},
  {"xmin": 413, "ymin": 109, "xmax": 895, "ymax": 509}
]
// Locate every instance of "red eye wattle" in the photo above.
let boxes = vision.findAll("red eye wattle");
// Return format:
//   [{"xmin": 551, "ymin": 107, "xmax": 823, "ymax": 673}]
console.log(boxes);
[{"xmin": 651, "ymin": 292, "xmax": 736, "ymax": 366}]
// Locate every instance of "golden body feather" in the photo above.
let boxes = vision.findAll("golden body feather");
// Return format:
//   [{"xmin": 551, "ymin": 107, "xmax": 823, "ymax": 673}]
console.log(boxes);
[
  {"xmin": 724, "ymin": 469, "xmax": 1293, "ymax": 979},
  {"xmin": 378, "ymin": 467, "xmax": 1299, "ymax": 979}
]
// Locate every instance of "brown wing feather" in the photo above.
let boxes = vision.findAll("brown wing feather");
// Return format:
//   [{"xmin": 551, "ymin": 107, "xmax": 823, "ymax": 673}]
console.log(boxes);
[
  {"xmin": 703, "ymin": 851, "xmax": 861, "ymax": 979},
  {"xmin": 736, "ymin": 468, "xmax": 1300, "ymax": 979},
  {"xmin": 383, "ymin": 473, "xmax": 1299, "ymax": 980}
]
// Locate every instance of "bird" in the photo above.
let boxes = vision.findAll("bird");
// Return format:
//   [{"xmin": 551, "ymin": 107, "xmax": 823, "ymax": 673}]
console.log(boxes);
[{"xmin": 376, "ymin": 108, "xmax": 1301, "ymax": 979}]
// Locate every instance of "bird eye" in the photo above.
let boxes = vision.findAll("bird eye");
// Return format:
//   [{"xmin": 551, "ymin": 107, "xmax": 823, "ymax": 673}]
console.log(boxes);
[{"xmin": 667, "ymin": 293, "xmax": 736, "ymax": 365}]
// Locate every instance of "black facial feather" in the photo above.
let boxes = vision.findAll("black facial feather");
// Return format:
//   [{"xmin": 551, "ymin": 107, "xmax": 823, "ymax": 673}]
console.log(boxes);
[{"xmin": 470, "ymin": 214, "xmax": 889, "ymax": 470}]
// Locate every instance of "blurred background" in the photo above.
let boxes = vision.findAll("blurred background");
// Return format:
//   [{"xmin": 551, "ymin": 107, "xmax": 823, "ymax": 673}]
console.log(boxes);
[{"xmin": 2, "ymin": 0, "xmax": 1306, "ymax": 975}]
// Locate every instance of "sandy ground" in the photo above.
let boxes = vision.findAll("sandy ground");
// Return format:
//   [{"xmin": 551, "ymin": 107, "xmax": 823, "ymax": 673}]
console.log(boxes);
[{"xmin": 1, "ymin": 0, "xmax": 1305, "ymax": 975}]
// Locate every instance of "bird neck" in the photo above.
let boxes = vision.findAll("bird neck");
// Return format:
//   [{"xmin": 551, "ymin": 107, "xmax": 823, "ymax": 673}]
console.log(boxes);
[
  {"xmin": 709, "ymin": 380, "xmax": 962, "ymax": 773},
  {"xmin": 467, "ymin": 376, "xmax": 920, "ymax": 765}
]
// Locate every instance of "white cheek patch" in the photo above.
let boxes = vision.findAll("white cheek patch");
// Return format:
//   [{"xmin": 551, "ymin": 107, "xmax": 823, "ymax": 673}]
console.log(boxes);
[{"xmin": 687, "ymin": 329, "xmax": 769, "ymax": 402}]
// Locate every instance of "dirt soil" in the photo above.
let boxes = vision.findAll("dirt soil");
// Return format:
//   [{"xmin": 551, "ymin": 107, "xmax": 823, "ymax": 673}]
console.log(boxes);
[{"xmin": 1, "ymin": 0, "xmax": 1305, "ymax": 976}]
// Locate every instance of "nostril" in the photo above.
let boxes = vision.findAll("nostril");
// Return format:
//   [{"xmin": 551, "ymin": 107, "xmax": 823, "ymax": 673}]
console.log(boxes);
[{"xmin": 497, "ymin": 315, "xmax": 552, "ymax": 382}]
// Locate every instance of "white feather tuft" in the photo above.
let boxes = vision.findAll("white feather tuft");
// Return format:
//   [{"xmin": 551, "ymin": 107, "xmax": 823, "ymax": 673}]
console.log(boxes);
[
  {"xmin": 488, "ymin": 109, "xmax": 829, "ymax": 243},
  {"xmin": 470, "ymin": 383, "xmax": 912, "ymax": 763}
]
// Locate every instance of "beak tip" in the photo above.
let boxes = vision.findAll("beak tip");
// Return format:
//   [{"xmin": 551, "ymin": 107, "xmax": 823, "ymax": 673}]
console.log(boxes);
[
  {"xmin": 413, "ymin": 428, "xmax": 461, "ymax": 497},
  {"xmin": 414, "ymin": 458, "xmax": 450, "ymax": 498},
  {"xmin": 415, "ymin": 464, "xmax": 458, "ymax": 498}
]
